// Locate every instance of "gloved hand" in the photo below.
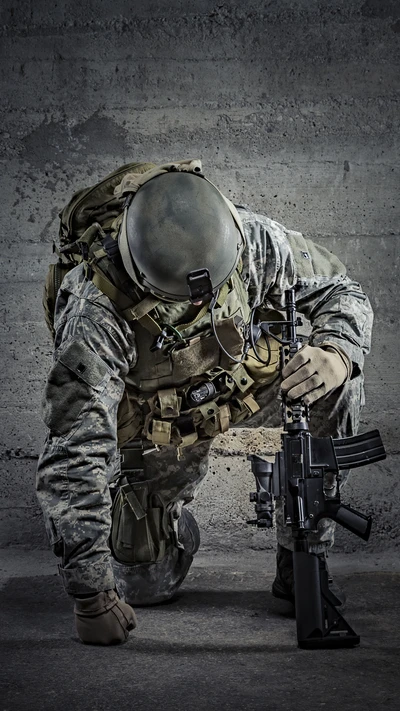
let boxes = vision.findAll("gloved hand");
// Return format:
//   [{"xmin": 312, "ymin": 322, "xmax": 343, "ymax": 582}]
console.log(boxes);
[
  {"xmin": 281, "ymin": 344, "xmax": 350, "ymax": 405},
  {"xmin": 74, "ymin": 589, "xmax": 137, "ymax": 645}
]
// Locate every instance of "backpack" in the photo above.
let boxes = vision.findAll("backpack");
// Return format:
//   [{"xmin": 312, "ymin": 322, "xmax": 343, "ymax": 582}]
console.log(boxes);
[{"xmin": 43, "ymin": 161, "xmax": 156, "ymax": 337}]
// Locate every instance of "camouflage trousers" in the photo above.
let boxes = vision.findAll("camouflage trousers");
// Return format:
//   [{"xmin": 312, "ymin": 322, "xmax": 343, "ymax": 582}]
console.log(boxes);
[{"xmin": 111, "ymin": 373, "xmax": 364, "ymax": 605}]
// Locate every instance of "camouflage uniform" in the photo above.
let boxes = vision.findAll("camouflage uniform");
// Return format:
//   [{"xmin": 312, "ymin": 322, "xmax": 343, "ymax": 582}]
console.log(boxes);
[{"xmin": 36, "ymin": 209, "xmax": 372, "ymax": 603}]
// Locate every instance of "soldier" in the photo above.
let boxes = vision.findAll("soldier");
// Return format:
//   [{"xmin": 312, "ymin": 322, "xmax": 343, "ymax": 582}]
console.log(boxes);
[{"xmin": 36, "ymin": 160, "xmax": 372, "ymax": 645}]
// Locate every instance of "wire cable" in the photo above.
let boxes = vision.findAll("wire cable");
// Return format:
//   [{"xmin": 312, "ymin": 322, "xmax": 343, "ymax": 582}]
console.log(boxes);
[{"xmin": 249, "ymin": 306, "xmax": 272, "ymax": 366}]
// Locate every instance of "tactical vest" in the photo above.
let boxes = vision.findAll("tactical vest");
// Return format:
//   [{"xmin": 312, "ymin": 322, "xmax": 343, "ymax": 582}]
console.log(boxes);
[{"xmin": 72, "ymin": 231, "xmax": 280, "ymax": 452}]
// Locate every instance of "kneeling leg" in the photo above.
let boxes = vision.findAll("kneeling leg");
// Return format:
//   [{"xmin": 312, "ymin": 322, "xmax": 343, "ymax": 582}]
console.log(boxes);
[{"xmin": 110, "ymin": 440, "xmax": 211, "ymax": 605}]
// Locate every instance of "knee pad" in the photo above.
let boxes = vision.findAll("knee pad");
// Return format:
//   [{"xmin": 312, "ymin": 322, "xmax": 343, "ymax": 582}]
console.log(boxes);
[
  {"xmin": 177, "ymin": 507, "xmax": 200, "ymax": 557},
  {"xmin": 112, "ymin": 542, "xmax": 195, "ymax": 606}
]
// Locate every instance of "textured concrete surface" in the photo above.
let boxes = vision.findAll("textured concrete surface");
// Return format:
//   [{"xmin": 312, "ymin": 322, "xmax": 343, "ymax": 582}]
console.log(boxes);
[
  {"xmin": 0, "ymin": 1, "xmax": 399, "ymax": 551},
  {"xmin": 0, "ymin": 548, "xmax": 399, "ymax": 711}
]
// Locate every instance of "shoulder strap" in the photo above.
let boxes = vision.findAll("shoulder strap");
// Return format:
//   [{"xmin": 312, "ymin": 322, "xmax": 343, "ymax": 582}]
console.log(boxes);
[{"xmin": 89, "ymin": 261, "xmax": 163, "ymax": 335}]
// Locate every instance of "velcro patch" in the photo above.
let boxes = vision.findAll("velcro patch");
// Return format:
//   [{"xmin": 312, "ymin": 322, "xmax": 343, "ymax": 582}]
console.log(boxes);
[{"xmin": 58, "ymin": 340, "xmax": 110, "ymax": 389}]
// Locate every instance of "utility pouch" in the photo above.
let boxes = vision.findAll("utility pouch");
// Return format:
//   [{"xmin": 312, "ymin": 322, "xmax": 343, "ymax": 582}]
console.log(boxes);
[
  {"xmin": 171, "ymin": 335, "xmax": 219, "ymax": 383},
  {"xmin": 110, "ymin": 476, "xmax": 172, "ymax": 565}
]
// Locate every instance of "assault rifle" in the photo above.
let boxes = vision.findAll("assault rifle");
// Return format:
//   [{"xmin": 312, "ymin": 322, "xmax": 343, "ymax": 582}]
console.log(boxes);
[{"xmin": 247, "ymin": 289, "xmax": 386, "ymax": 649}]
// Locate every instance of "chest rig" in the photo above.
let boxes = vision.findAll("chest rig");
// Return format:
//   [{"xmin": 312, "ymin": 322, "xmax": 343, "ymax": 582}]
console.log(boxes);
[{"xmin": 73, "ymin": 222, "xmax": 281, "ymax": 454}]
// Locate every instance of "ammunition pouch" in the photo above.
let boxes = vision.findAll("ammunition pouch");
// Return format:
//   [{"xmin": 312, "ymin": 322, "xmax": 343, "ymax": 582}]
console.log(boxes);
[
  {"xmin": 141, "ymin": 330, "xmax": 280, "ymax": 451},
  {"xmin": 142, "ymin": 364, "xmax": 258, "ymax": 449}
]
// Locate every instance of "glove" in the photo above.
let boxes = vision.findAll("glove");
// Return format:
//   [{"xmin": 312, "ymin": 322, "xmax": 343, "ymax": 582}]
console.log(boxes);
[
  {"xmin": 74, "ymin": 590, "xmax": 137, "ymax": 645},
  {"xmin": 281, "ymin": 344, "xmax": 351, "ymax": 405}
]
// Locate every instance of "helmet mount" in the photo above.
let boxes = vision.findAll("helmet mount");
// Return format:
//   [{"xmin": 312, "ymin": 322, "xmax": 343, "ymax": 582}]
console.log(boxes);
[{"xmin": 186, "ymin": 268, "xmax": 214, "ymax": 304}]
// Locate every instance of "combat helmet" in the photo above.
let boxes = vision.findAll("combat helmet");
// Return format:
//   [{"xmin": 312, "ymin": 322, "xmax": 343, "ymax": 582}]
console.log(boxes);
[{"xmin": 118, "ymin": 168, "xmax": 245, "ymax": 302}]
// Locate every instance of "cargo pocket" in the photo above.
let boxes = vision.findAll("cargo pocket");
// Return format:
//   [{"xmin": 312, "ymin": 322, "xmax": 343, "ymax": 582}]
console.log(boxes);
[{"xmin": 42, "ymin": 340, "xmax": 112, "ymax": 437}]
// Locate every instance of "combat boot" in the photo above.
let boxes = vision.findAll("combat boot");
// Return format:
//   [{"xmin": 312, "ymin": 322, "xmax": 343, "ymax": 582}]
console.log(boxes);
[
  {"xmin": 74, "ymin": 589, "xmax": 137, "ymax": 645},
  {"xmin": 271, "ymin": 544, "xmax": 346, "ymax": 608}
]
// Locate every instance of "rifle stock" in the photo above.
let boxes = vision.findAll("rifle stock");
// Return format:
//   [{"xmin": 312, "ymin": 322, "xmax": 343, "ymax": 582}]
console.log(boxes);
[{"xmin": 294, "ymin": 551, "xmax": 360, "ymax": 649}]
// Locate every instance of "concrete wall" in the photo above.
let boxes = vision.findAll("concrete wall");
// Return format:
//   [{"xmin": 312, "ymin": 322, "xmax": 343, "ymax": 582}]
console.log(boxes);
[{"xmin": 0, "ymin": 0, "xmax": 399, "ymax": 552}]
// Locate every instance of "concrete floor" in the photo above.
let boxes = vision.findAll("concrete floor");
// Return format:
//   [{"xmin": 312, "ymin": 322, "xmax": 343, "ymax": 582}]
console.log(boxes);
[{"xmin": 0, "ymin": 548, "xmax": 399, "ymax": 711}]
